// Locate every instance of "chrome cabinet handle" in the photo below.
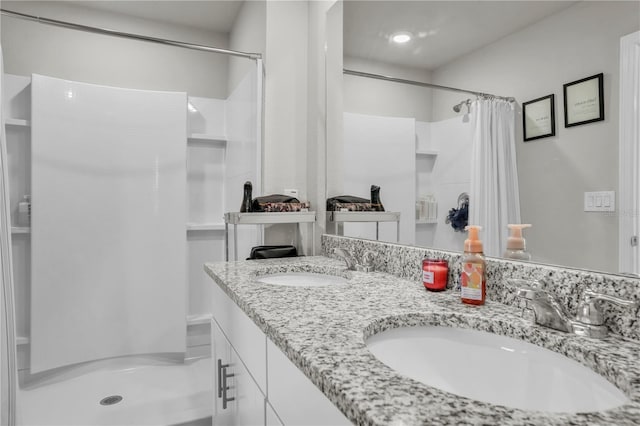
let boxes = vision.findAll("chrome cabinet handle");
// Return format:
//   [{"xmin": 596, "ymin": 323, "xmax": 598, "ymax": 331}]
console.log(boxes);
[
  {"xmin": 221, "ymin": 364, "xmax": 235, "ymax": 409},
  {"xmin": 217, "ymin": 359, "xmax": 229, "ymax": 398}
]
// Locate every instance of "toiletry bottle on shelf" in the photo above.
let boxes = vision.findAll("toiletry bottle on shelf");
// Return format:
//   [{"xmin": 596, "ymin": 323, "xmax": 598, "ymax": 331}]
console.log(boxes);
[
  {"xmin": 504, "ymin": 224, "xmax": 532, "ymax": 260},
  {"xmin": 427, "ymin": 194, "xmax": 437, "ymax": 221},
  {"xmin": 240, "ymin": 181, "xmax": 252, "ymax": 213},
  {"xmin": 371, "ymin": 185, "xmax": 384, "ymax": 211},
  {"xmin": 460, "ymin": 225, "xmax": 485, "ymax": 306},
  {"xmin": 17, "ymin": 195, "xmax": 31, "ymax": 227},
  {"xmin": 419, "ymin": 196, "xmax": 427, "ymax": 220}
]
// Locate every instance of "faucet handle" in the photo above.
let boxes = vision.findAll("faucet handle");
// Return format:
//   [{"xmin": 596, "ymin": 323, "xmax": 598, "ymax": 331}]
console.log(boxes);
[
  {"xmin": 361, "ymin": 250, "xmax": 376, "ymax": 266},
  {"xmin": 356, "ymin": 250, "xmax": 377, "ymax": 272},
  {"xmin": 508, "ymin": 278, "xmax": 543, "ymax": 299},
  {"xmin": 575, "ymin": 289, "xmax": 638, "ymax": 326}
]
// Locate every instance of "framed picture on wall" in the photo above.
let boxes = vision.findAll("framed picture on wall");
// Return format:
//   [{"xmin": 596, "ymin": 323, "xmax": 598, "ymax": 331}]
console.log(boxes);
[
  {"xmin": 563, "ymin": 73, "xmax": 604, "ymax": 127},
  {"xmin": 523, "ymin": 94, "xmax": 555, "ymax": 141}
]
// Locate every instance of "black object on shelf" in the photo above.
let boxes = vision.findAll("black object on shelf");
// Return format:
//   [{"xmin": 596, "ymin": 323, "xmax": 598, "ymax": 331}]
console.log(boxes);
[
  {"xmin": 326, "ymin": 195, "xmax": 370, "ymax": 211},
  {"xmin": 251, "ymin": 194, "xmax": 300, "ymax": 212},
  {"xmin": 247, "ymin": 245, "xmax": 298, "ymax": 260},
  {"xmin": 370, "ymin": 185, "xmax": 384, "ymax": 211},
  {"xmin": 240, "ymin": 181, "xmax": 253, "ymax": 213}
]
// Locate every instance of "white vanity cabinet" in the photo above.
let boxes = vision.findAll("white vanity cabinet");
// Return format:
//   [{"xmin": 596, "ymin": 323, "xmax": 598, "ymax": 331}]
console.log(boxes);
[
  {"xmin": 211, "ymin": 279, "xmax": 352, "ymax": 425},
  {"xmin": 266, "ymin": 340, "xmax": 352, "ymax": 426},
  {"xmin": 265, "ymin": 401, "xmax": 284, "ymax": 426},
  {"xmin": 212, "ymin": 320, "xmax": 265, "ymax": 426},
  {"xmin": 211, "ymin": 279, "xmax": 267, "ymax": 391}
]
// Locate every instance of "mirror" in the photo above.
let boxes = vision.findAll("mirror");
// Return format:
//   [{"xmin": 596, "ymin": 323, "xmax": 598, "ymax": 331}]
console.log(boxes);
[{"xmin": 326, "ymin": 0, "xmax": 640, "ymax": 275}]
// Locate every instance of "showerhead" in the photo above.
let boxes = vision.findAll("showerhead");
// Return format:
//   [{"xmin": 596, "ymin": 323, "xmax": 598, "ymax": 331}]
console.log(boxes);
[{"xmin": 453, "ymin": 99, "xmax": 471, "ymax": 114}]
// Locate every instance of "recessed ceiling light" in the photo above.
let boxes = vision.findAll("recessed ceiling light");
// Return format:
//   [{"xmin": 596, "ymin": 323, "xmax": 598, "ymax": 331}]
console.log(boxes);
[{"xmin": 392, "ymin": 32, "xmax": 412, "ymax": 44}]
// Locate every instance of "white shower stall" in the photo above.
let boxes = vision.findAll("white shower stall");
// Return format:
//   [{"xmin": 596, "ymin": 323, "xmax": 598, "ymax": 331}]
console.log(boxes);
[
  {"xmin": 341, "ymin": 111, "xmax": 472, "ymax": 252},
  {"xmin": 2, "ymin": 58, "xmax": 262, "ymax": 424}
]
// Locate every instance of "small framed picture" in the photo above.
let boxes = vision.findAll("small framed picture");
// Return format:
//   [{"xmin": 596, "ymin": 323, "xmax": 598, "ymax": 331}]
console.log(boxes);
[
  {"xmin": 563, "ymin": 73, "xmax": 604, "ymax": 127},
  {"xmin": 523, "ymin": 94, "xmax": 555, "ymax": 141}
]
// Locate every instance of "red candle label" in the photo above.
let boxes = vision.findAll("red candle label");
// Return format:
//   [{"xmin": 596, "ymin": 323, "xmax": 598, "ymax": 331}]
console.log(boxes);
[{"xmin": 423, "ymin": 270, "xmax": 435, "ymax": 284}]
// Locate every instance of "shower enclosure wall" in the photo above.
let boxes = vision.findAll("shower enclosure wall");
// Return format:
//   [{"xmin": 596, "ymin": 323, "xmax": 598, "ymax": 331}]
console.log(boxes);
[{"xmin": 2, "ymin": 23, "xmax": 263, "ymax": 424}]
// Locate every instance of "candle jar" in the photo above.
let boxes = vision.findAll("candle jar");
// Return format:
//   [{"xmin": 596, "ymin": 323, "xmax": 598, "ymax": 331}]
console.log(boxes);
[{"xmin": 422, "ymin": 259, "xmax": 448, "ymax": 292}]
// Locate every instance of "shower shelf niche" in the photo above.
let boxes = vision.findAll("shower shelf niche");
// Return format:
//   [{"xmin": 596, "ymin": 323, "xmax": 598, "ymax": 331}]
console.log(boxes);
[
  {"xmin": 186, "ymin": 223, "xmax": 226, "ymax": 231},
  {"xmin": 13, "ymin": 225, "xmax": 227, "ymax": 233},
  {"xmin": 11, "ymin": 227, "xmax": 30, "ymax": 234},
  {"xmin": 6, "ymin": 118, "xmax": 31, "ymax": 127},
  {"xmin": 15, "ymin": 315, "xmax": 213, "ymax": 347},
  {"xmin": 187, "ymin": 133, "xmax": 226, "ymax": 144},
  {"xmin": 416, "ymin": 219, "xmax": 438, "ymax": 224}
]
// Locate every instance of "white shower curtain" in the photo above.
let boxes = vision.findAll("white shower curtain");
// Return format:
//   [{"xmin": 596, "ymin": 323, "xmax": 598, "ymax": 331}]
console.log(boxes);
[
  {"xmin": 0, "ymin": 44, "xmax": 18, "ymax": 426},
  {"xmin": 469, "ymin": 98, "xmax": 521, "ymax": 257}
]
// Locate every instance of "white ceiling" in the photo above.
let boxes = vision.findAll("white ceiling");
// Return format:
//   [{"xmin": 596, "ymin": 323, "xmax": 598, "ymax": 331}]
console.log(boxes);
[
  {"xmin": 73, "ymin": 1, "xmax": 244, "ymax": 33},
  {"xmin": 344, "ymin": 1, "xmax": 578, "ymax": 70},
  {"xmin": 15, "ymin": 0, "xmax": 577, "ymax": 68}
]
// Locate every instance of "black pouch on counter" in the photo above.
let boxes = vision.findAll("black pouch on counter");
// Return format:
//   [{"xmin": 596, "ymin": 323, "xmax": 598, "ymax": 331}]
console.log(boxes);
[
  {"xmin": 247, "ymin": 245, "xmax": 298, "ymax": 260},
  {"xmin": 251, "ymin": 195, "xmax": 300, "ymax": 212},
  {"xmin": 326, "ymin": 195, "xmax": 370, "ymax": 211}
]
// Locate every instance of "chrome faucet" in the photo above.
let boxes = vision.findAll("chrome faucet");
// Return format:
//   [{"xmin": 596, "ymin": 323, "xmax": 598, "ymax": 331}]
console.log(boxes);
[
  {"xmin": 332, "ymin": 248, "xmax": 377, "ymax": 272},
  {"xmin": 333, "ymin": 248, "xmax": 357, "ymax": 270},
  {"xmin": 514, "ymin": 280, "xmax": 573, "ymax": 333},
  {"xmin": 512, "ymin": 279, "xmax": 638, "ymax": 339}
]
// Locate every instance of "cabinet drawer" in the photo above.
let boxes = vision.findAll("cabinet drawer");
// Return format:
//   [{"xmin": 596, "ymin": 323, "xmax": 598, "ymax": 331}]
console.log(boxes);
[{"xmin": 212, "ymin": 282, "xmax": 267, "ymax": 392}]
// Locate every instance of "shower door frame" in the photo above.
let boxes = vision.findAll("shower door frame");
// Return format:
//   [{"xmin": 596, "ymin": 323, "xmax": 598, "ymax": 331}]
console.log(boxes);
[{"xmin": 619, "ymin": 30, "xmax": 640, "ymax": 275}]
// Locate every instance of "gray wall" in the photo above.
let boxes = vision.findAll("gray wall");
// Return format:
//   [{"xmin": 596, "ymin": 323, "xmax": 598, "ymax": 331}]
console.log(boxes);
[
  {"xmin": 430, "ymin": 1, "xmax": 640, "ymax": 272},
  {"xmin": 343, "ymin": 56, "xmax": 432, "ymax": 122},
  {"xmin": 1, "ymin": 1, "xmax": 229, "ymax": 98},
  {"xmin": 228, "ymin": 0, "xmax": 266, "ymax": 96}
]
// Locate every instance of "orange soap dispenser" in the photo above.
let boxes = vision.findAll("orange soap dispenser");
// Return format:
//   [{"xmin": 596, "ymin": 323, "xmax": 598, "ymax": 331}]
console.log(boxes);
[{"xmin": 460, "ymin": 225, "xmax": 486, "ymax": 305}]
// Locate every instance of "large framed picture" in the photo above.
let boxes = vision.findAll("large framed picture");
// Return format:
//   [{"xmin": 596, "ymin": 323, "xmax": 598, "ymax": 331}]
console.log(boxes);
[
  {"xmin": 563, "ymin": 73, "xmax": 604, "ymax": 127},
  {"xmin": 523, "ymin": 94, "xmax": 555, "ymax": 141}
]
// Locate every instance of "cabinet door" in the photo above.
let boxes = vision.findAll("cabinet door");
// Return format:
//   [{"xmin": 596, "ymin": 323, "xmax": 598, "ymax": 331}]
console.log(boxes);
[
  {"xmin": 267, "ymin": 340, "xmax": 352, "ymax": 425},
  {"xmin": 212, "ymin": 279, "xmax": 267, "ymax": 391},
  {"xmin": 265, "ymin": 401, "xmax": 284, "ymax": 426},
  {"xmin": 212, "ymin": 320, "xmax": 265, "ymax": 426}
]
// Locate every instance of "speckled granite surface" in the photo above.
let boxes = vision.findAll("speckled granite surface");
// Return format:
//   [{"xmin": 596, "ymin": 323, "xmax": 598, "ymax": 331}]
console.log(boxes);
[
  {"xmin": 205, "ymin": 248, "xmax": 640, "ymax": 425},
  {"xmin": 322, "ymin": 235, "xmax": 640, "ymax": 341}
]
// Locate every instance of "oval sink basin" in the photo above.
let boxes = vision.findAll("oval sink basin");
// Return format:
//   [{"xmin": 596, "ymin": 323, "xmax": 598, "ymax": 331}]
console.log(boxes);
[
  {"xmin": 255, "ymin": 272, "xmax": 348, "ymax": 287},
  {"xmin": 366, "ymin": 326, "xmax": 629, "ymax": 413}
]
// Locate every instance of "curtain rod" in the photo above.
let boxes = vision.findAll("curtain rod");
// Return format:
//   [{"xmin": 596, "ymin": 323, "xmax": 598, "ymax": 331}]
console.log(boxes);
[
  {"xmin": 0, "ymin": 8, "xmax": 262, "ymax": 60},
  {"xmin": 344, "ymin": 69, "xmax": 514, "ymax": 102}
]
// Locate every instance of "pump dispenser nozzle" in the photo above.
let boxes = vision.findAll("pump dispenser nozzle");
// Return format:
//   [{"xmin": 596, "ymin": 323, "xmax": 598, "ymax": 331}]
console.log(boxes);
[
  {"xmin": 506, "ymin": 224, "xmax": 531, "ymax": 250},
  {"xmin": 464, "ymin": 225, "xmax": 483, "ymax": 253},
  {"xmin": 504, "ymin": 224, "xmax": 532, "ymax": 260}
]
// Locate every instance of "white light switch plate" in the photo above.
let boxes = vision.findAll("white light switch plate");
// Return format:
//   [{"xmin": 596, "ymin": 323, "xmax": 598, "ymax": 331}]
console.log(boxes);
[{"xmin": 584, "ymin": 191, "xmax": 615, "ymax": 212}]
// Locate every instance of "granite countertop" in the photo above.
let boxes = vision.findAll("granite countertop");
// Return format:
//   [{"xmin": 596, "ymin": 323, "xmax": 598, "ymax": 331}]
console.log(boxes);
[{"xmin": 205, "ymin": 256, "xmax": 640, "ymax": 425}]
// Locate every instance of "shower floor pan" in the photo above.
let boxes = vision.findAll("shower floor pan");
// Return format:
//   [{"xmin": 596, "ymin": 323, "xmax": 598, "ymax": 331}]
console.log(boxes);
[{"xmin": 17, "ymin": 355, "xmax": 212, "ymax": 426}]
